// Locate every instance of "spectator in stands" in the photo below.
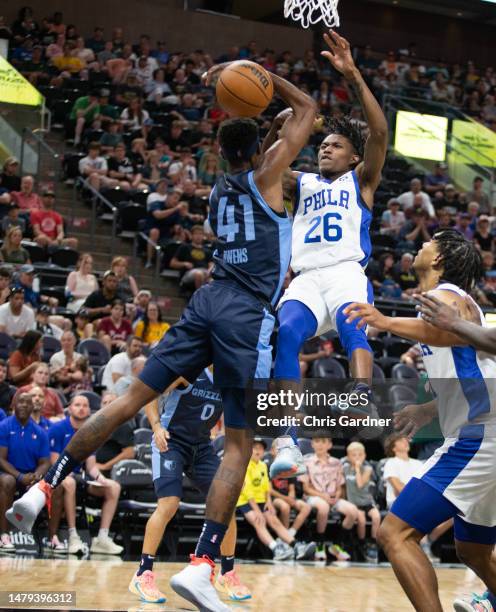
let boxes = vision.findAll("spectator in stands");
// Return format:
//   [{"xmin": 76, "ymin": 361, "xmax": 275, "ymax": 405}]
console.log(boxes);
[
  {"xmin": 108, "ymin": 143, "xmax": 146, "ymax": 190},
  {"xmin": 101, "ymin": 335, "xmax": 142, "ymax": 393},
  {"xmin": 473, "ymin": 215, "xmax": 495, "ymax": 252},
  {"xmin": 0, "ymin": 157, "xmax": 21, "ymax": 192},
  {"xmin": 454, "ymin": 212, "xmax": 474, "ymax": 240},
  {"xmin": 147, "ymin": 68, "xmax": 172, "ymax": 103},
  {"xmin": 299, "ymin": 337, "xmax": 333, "ymax": 378},
  {"xmin": 73, "ymin": 308, "xmax": 94, "ymax": 340},
  {"xmin": 35, "ymin": 305, "xmax": 63, "ymax": 339},
  {"xmin": 433, "ymin": 183, "xmax": 460, "ymax": 214},
  {"xmin": 66, "ymin": 253, "xmax": 99, "ymax": 313},
  {"xmin": 49, "ymin": 394, "xmax": 124, "ymax": 555},
  {"xmin": 120, "ymin": 97, "xmax": 150, "ymax": 132},
  {"xmin": 70, "ymin": 90, "xmax": 100, "ymax": 146},
  {"xmin": 380, "ymin": 198, "xmax": 405, "ymax": 237},
  {"xmin": 170, "ymin": 225, "xmax": 213, "ymax": 290},
  {"xmin": 97, "ymin": 299, "xmax": 133, "ymax": 354},
  {"xmin": 343, "ymin": 442, "xmax": 380, "ymax": 562},
  {"xmin": 111, "ymin": 256, "xmax": 138, "ymax": 303},
  {"xmin": 61, "ymin": 356, "xmax": 93, "ymax": 396},
  {"xmin": 236, "ymin": 439, "xmax": 305, "ymax": 561},
  {"xmin": 14, "ymin": 265, "xmax": 55, "ymax": 311},
  {"xmin": 28, "ymin": 386, "xmax": 52, "ymax": 432},
  {"xmin": 31, "ymin": 189, "xmax": 79, "ymax": 250},
  {"xmin": 0, "ymin": 359, "xmax": 15, "ymax": 412},
  {"xmin": 300, "ymin": 437, "xmax": 359, "ymax": 562},
  {"xmin": 398, "ymin": 208, "xmax": 431, "ymax": 251},
  {"xmin": 0, "ymin": 268, "xmax": 11, "ymax": 306},
  {"xmin": 50, "ymin": 330, "xmax": 82, "ymax": 383},
  {"xmin": 97, "ymin": 40, "xmax": 115, "ymax": 66},
  {"xmin": 113, "ymin": 354, "xmax": 146, "ymax": 395},
  {"xmin": 424, "ymin": 162, "xmax": 451, "ymax": 195},
  {"xmin": 369, "ymin": 253, "xmax": 401, "ymax": 298},
  {"xmin": 11, "ymin": 175, "xmax": 42, "ymax": 212},
  {"xmin": 198, "ymin": 154, "xmax": 222, "ymax": 187},
  {"xmin": 79, "ymin": 142, "xmax": 119, "ymax": 191},
  {"xmin": 383, "ymin": 434, "xmax": 423, "ymax": 509},
  {"xmin": 0, "ymin": 392, "xmax": 50, "ymax": 551},
  {"xmin": 0, "ymin": 178, "xmax": 12, "ymax": 205},
  {"xmin": 463, "ymin": 176, "xmax": 491, "ymax": 214},
  {"xmin": 86, "ymin": 26, "xmax": 105, "ymax": 53},
  {"xmin": 393, "ymin": 253, "xmax": 418, "ymax": 296},
  {"xmin": 180, "ymin": 179, "xmax": 208, "ymax": 219},
  {"xmin": 11, "ymin": 7, "xmax": 38, "ymax": 45},
  {"xmin": 400, "ymin": 344, "xmax": 426, "ymax": 373},
  {"xmin": 8, "ymin": 329, "xmax": 41, "ymax": 385},
  {"xmin": 99, "ymin": 120, "xmax": 124, "ymax": 153},
  {"xmin": 1, "ymin": 203, "xmax": 26, "ymax": 236},
  {"xmin": 83, "ymin": 270, "xmax": 119, "ymax": 321},
  {"xmin": 17, "ymin": 362, "xmax": 64, "ymax": 420},
  {"xmin": 1, "ymin": 226, "xmax": 30, "ymax": 264},
  {"xmin": 51, "ymin": 42, "xmax": 86, "ymax": 81},
  {"xmin": 428, "ymin": 207, "xmax": 454, "ymax": 235},
  {"xmin": 94, "ymin": 392, "xmax": 135, "ymax": 477},
  {"xmin": 145, "ymin": 181, "xmax": 182, "ymax": 267},
  {"xmin": 0, "ymin": 288, "xmax": 35, "ymax": 339},
  {"xmin": 142, "ymin": 150, "xmax": 167, "ymax": 186},
  {"xmin": 397, "ymin": 178, "xmax": 435, "ymax": 218},
  {"xmin": 134, "ymin": 301, "xmax": 169, "ymax": 348}
]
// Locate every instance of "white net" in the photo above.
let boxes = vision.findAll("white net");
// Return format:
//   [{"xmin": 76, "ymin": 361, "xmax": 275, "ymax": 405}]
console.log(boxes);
[{"xmin": 284, "ymin": 0, "xmax": 340, "ymax": 29}]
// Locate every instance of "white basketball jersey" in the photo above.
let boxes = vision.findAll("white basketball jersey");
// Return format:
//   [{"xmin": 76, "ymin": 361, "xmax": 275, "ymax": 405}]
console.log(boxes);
[
  {"xmin": 419, "ymin": 282, "xmax": 496, "ymax": 438},
  {"xmin": 291, "ymin": 171, "xmax": 372, "ymax": 274}
]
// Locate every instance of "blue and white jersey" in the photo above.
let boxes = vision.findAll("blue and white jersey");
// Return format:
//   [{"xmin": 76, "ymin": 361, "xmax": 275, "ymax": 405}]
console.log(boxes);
[
  {"xmin": 291, "ymin": 170, "xmax": 372, "ymax": 274},
  {"xmin": 419, "ymin": 282, "xmax": 496, "ymax": 439},
  {"xmin": 209, "ymin": 171, "xmax": 292, "ymax": 306},
  {"xmin": 159, "ymin": 368, "xmax": 223, "ymax": 444}
]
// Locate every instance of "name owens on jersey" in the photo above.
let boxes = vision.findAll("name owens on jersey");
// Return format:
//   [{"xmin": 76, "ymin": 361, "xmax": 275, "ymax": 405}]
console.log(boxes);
[{"xmin": 291, "ymin": 170, "xmax": 372, "ymax": 274}]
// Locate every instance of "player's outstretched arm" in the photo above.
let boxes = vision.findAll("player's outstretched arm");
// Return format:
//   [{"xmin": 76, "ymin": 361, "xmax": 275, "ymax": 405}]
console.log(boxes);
[
  {"xmin": 416, "ymin": 293, "xmax": 496, "ymax": 354},
  {"xmin": 321, "ymin": 31, "xmax": 388, "ymax": 207},
  {"xmin": 254, "ymin": 74, "xmax": 317, "ymax": 209}
]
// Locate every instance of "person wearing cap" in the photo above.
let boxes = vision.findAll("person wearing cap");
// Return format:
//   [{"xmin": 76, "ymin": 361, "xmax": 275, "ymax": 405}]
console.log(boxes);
[
  {"xmin": 11, "ymin": 175, "xmax": 42, "ymax": 213},
  {"xmin": 380, "ymin": 198, "xmax": 406, "ymax": 237},
  {"xmin": 132, "ymin": 289, "xmax": 152, "ymax": 323},
  {"xmin": 83, "ymin": 270, "xmax": 119, "ymax": 321},
  {"xmin": 31, "ymin": 190, "xmax": 78, "ymax": 251},
  {"xmin": 474, "ymin": 215, "xmax": 495, "ymax": 252},
  {"xmin": 0, "ymin": 157, "xmax": 21, "ymax": 192},
  {"xmin": 14, "ymin": 264, "xmax": 59, "ymax": 311},
  {"xmin": 0, "ymin": 288, "xmax": 35, "ymax": 338},
  {"xmin": 35, "ymin": 305, "xmax": 63, "ymax": 340},
  {"xmin": 1, "ymin": 202, "xmax": 26, "ymax": 236},
  {"xmin": 96, "ymin": 89, "xmax": 119, "ymax": 124},
  {"xmin": 433, "ymin": 183, "xmax": 460, "ymax": 215},
  {"xmin": 454, "ymin": 212, "xmax": 474, "ymax": 240},
  {"xmin": 69, "ymin": 89, "xmax": 101, "ymax": 146},
  {"xmin": 79, "ymin": 142, "xmax": 119, "ymax": 192}
]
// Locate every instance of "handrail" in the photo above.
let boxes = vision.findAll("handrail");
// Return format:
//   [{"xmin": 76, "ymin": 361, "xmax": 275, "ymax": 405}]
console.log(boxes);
[
  {"xmin": 20, "ymin": 127, "xmax": 61, "ymax": 181},
  {"xmin": 134, "ymin": 231, "xmax": 162, "ymax": 281},
  {"xmin": 75, "ymin": 177, "xmax": 117, "ymax": 258}
]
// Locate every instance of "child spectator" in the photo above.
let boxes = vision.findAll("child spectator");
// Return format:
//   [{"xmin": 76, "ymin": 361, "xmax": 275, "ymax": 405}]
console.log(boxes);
[
  {"xmin": 343, "ymin": 442, "xmax": 381, "ymax": 562},
  {"xmin": 300, "ymin": 437, "xmax": 360, "ymax": 561},
  {"xmin": 1, "ymin": 203, "xmax": 26, "ymax": 236},
  {"xmin": 383, "ymin": 434, "xmax": 423, "ymax": 509},
  {"xmin": 169, "ymin": 225, "xmax": 213, "ymax": 290},
  {"xmin": 236, "ymin": 439, "xmax": 315, "ymax": 561}
]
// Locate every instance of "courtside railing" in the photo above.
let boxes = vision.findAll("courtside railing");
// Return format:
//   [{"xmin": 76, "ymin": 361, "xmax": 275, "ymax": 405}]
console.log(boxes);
[{"xmin": 134, "ymin": 232, "xmax": 162, "ymax": 281}]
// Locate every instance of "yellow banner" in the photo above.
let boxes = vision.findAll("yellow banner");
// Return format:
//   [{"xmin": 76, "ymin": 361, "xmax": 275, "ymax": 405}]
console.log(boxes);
[
  {"xmin": 0, "ymin": 56, "xmax": 43, "ymax": 106},
  {"xmin": 451, "ymin": 120, "xmax": 496, "ymax": 168},
  {"xmin": 394, "ymin": 111, "xmax": 448, "ymax": 162}
]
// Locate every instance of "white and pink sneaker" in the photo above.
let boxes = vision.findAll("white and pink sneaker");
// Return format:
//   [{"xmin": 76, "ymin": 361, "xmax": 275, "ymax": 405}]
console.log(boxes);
[{"xmin": 170, "ymin": 555, "xmax": 231, "ymax": 611}]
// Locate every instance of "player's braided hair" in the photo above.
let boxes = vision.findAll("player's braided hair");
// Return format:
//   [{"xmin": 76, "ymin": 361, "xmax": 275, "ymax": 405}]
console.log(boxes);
[
  {"xmin": 327, "ymin": 116, "xmax": 366, "ymax": 159},
  {"xmin": 433, "ymin": 229, "xmax": 482, "ymax": 292},
  {"xmin": 218, "ymin": 118, "xmax": 260, "ymax": 164}
]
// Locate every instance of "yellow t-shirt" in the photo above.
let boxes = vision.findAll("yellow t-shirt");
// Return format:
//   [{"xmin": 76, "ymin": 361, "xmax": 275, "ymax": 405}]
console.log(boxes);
[
  {"xmin": 237, "ymin": 459, "xmax": 269, "ymax": 506},
  {"xmin": 134, "ymin": 320, "xmax": 170, "ymax": 344}
]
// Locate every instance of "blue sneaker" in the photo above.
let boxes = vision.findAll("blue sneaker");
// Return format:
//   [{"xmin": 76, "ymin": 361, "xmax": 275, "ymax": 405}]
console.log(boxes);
[
  {"xmin": 454, "ymin": 592, "xmax": 494, "ymax": 612},
  {"xmin": 269, "ymin": 437, "xmax": 306, "ymax": 479}
]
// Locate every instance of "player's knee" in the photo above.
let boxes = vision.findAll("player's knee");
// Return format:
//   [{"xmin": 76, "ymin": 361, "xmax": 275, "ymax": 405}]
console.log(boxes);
[
  {"xmin": 0, "ymin": 473, "xmax": 16, "ymax": 491},
  {"xmin": 277, "ymin": 319, "xmax": 305, "ymax": 354},
  {"xmin": 455, "ymin": 541, "xmax": 491, "ymax": 571},
  {"xmin": 377, "ymin": 519, "xmax": 398, "ymax": 551},
  {"xmin": 336, "ymin": 303, "xmax": 372, "ymax": 358}
]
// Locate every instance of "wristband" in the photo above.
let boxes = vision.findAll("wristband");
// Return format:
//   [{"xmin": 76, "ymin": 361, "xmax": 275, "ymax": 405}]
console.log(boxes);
[{"xmin": 16, "ymin": 473, "xmax": 24, "ymax": 483}]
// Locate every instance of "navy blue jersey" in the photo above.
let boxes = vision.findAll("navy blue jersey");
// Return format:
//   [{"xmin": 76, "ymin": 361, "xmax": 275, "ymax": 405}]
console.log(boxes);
[
  {"xmin": 208, "ymin": 170, "xmax": 291, "ymax": 307},
  {"xmin": 159, "ymin": 368, "xmax": 223, "ymax": 444}
]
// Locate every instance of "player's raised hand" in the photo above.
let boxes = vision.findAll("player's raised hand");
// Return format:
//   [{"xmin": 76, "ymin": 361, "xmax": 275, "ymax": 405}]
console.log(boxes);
[
  {"xmin": 321, "ymin": 30, "xmax": 356, "ymax": 79},
  {"xmin": 343, "ymin": 303, "xmax": 389, "ymax": 331},
  {"xmin": 202, "ymin": 62, "xmax": 231, "ymax": 86}
]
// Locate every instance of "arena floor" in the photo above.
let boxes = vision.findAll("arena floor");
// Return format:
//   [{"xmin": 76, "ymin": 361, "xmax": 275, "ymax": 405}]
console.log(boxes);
[{"xmin": 0, "ymin": 556, "xmax": 485, "ymax": 611}]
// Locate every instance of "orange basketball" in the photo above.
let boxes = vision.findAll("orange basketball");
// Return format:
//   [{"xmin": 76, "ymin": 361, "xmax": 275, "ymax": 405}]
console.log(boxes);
[{"xmin": 216, "ymin": 60, "xmax": 274, "ymax": 118}]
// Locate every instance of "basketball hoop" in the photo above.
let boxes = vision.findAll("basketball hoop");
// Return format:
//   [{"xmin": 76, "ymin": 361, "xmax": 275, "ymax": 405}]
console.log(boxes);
[{"xmin": 284, "ymin": 0, "xmax": 340, "ymax": 29}]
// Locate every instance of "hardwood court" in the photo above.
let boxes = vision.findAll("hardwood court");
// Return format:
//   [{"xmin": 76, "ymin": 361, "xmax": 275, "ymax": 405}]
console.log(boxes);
[{"xmin": 0, "ymin": 557, "xmax": 485, "ymax": 611}]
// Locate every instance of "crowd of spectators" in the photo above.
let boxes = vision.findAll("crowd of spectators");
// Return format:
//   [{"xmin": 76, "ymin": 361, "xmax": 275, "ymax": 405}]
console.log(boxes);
[{"xmin": 0, "ymin": 6, "xmax": 495, "ymax": 561}]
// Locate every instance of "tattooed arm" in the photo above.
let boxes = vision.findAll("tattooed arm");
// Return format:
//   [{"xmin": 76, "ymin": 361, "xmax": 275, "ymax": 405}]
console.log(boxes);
[{"xmin": 321, "ymin": 31, "xmax": 388, "ymax": 209}]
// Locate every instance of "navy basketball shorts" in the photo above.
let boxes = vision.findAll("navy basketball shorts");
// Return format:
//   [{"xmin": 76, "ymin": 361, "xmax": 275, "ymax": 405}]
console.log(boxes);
[
  {"xmin": 391, "ymin": 477, "xmax": 496, "ymax": 545},
  {"xmin": 151, "ymin": 437, "xmax": 220, "ymax": 499},
  {"xmin": 139, "ymin": 279, "xmax": 275, "ymax": 429}
]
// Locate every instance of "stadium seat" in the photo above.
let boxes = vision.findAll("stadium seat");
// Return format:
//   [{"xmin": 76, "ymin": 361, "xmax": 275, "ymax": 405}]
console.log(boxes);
[
  {"xmin": 134, "ymin": 428, "xmax": 153, "ymax": 446},
  {"xmin": 118, "ymin": 203, "xmax": 146, "ymax": 240},
  {"xmin": 313, "ymin": 357, "xmax": 347, "ymax": 379},
  {"xmin": 50, "ymin": 247, "xmax": 80, "ymax": 269},
  {"xmin": 391, "ymin": 363, "xmax": 420, "ymax": 380},
  {"xmin": 135, "ymin": 443, "xmax": 152, "ymax": 466},
  {"xmin": 368, "ymin": 338, "xmax": 385, "ymax": 358},
  {"xmin": 138, "ymin": 413, "xmax": 151, "ymax": 429},
  {"xmin": 384, "ymin": 338, "xmax": 414, "ymax": 358},
  {"xmin": 76, "ymin": 390, "xmax": 101, "ymax": 412},
  {"xmin": 22, "ymin": 241, "xmax": 48, "ymax": 263},
  {"xmin": 42, "ymin": 335, "xmax": 61, "ymax": 363},
  {"xmin": 212, "ymin": 434, "xmax": 225, "ymax": 458},
  {"xmin": 63, "ymin": 153, "xmax": 86, "ymax": 180},
  {"xmin": 78, "ymin": 339, "xmax": 110, "ymax": 367},
  {"xmin": 389, "ymin": 384, "xmax": 417, "ymax": 408},
  {"xmin": 0, "ymin": 333, "xmax": 17, "ymax": 360},
  {"xmin": 162, "ymin": 241, "xmax": 183, "ymax": 269},
  {"xmin": 372, "ymin": 362, "xmax": 386, "ymax": 381}
]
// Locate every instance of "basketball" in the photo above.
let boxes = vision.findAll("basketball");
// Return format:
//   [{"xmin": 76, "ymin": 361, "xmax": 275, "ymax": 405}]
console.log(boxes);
[{"xmin": 216, "ymin": 60, "xmax": 274, "ymax": 117}]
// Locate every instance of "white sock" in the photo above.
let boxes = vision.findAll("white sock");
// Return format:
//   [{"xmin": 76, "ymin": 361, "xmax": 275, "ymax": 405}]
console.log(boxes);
[
  {"xmin": 68, "ymin": 528, "xmax": 77, "ymax": 537},
  {"xmin": 98, "ymin": 528, "xmax": 109, "ymax": 539},
  {"xmin": 24, "ymin": 483, "xmax": 47, "ymax": 513},
  {"xmin": 288, "ymin": 528, "xmax": 297, "ymax": 538},
  {"xmin": 269, "ymin": 540, "xmax": 277, "ymax": 551}
]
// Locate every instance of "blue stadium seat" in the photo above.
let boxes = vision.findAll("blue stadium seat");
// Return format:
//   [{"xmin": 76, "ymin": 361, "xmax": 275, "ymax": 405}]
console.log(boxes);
[
  {"xmin": 313, "ymin": 357, "xmax": 346, "ymax": 379},
  {"xmin": 75, "ymin": 390, "xmax": 101, "ymax": 412},
  {"xmin": 0, "ymin": 333, "xmax": 17, "ymax": 360},
  {"xmin": 391, "ymin": 363, "xmax": 419, "ymax": 380},
  {"xmin": 78, "ymin": 339, "xmax": 110, "ymax": 367},
  {"xmin": 42, "ymin": 335, "xmax": 61, "ymax": 363}
]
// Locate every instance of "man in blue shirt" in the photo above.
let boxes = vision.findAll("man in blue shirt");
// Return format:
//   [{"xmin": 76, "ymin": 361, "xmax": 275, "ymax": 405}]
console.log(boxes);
[
  {"xmin": 0, "ymin": 393, "xmax": 50, "ymax": 550},
  {"xmin": 49, "ymin": 395, "xmax": 123, "ymax": 555}
]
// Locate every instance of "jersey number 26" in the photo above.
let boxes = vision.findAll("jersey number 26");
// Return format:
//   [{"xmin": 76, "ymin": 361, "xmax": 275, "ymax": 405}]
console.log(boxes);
[{"xmin": 304, "ymin": 212, "xmax": 342, "ymax": 243}]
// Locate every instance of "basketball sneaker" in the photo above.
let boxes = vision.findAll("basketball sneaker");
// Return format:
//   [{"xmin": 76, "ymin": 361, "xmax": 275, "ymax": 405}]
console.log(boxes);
[
  {"xmin": 215, "ymin": 569, "xmax": 251, "ymax": 601},
  {"xmin": 68, "ymin": 532, "xmax": 85, "ymax": 555},
  {"xmin": 328, "ymin": 543, "xmax": 351, "ymax": 561},
  {"xmin": 454, "ymin": 592, "xmax": 494, "ymax": 612},
  {"xmin": 46, "ymin": 534, "xmax": 68, "ymax": 553},
  {"xmin": 273, "ymin": 540, "xmax": 294, "ymax": 561},
  {"xmin": 314, "ymin": 543, "xmax": 327, "ymax": 561},
  {"xmin": 6, "ymin": 480, "xmax": 51, "ymax": 533},
  {"xmin": 170, "ymin": 555, "xmax": 231, "ymax": 612},
  {"xmin": 0, "ymin": 533, "xmax": 15, "ymax": 551},
  {"xmin": 90, "ymin": 535, "xmax": 123, "ymax": 555},
  {"xmin": 269, "ymin": 436, "xmax": 306, "ymax": 479},
  {"xmin": 294, "ymin": 541, "xmax": 317, "ymax": 561},
  {"xmin": 128, "ymin": 570, "xmax": 166, "ymax": 604}
]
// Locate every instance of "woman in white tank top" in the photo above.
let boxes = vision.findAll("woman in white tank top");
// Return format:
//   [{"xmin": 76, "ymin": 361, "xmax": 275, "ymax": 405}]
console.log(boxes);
[{"xmin": 66, "ymin": 253, "xmax": 99, "ymax": 312}]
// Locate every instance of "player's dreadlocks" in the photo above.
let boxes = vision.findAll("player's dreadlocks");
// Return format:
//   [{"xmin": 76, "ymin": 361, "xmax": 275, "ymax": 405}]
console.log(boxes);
[
  {"xmin": 218, "ymin": 118, "xmax": 260, "ymax": 165},
  {"xmin": 433, "ymin": 229, "xmax": 482, "ymax": 292},
  {"xmin": 327, "ymin": 116, "xmax": 366, "ymax": 160}
]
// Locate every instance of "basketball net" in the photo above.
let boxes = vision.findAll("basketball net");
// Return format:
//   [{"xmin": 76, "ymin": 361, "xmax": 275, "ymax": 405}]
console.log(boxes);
[{"xmin": 284, "ymin": 0, "xmax": 340, "ymax": 29}]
